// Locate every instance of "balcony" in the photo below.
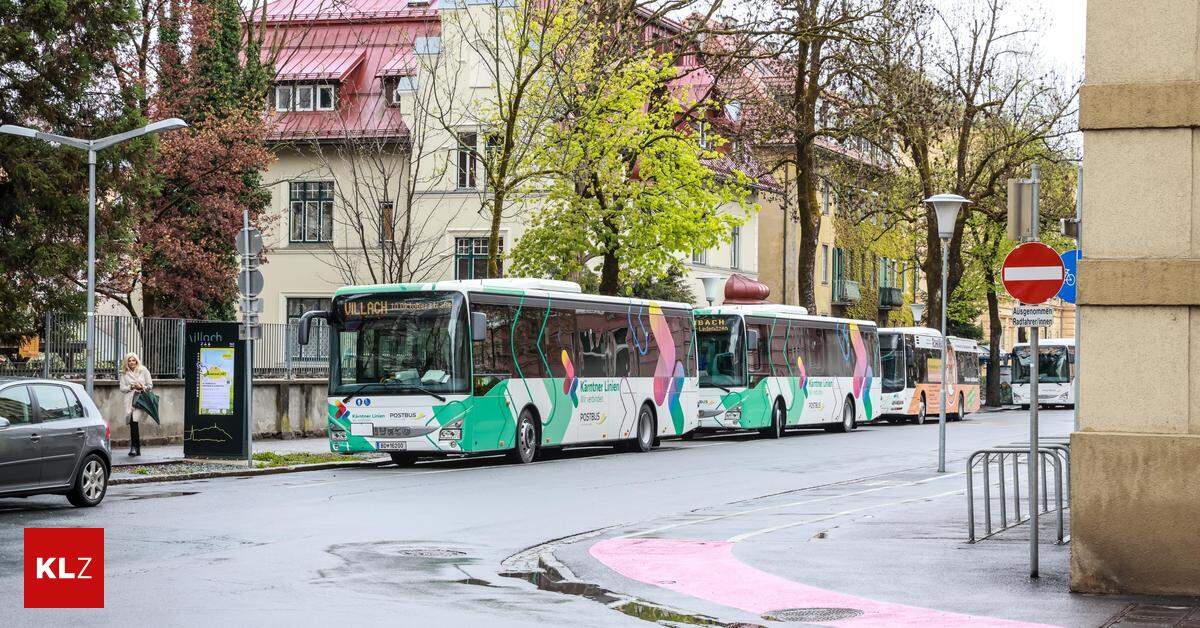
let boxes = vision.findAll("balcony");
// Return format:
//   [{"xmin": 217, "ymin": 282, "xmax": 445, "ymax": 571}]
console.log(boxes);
[
  {"xmin": 878, "ymin": 286, "xmax": 904, "ymax": 310},
  {"xmin": 833, "ymin": 277, "xmax": 861, "ymax": 304}
]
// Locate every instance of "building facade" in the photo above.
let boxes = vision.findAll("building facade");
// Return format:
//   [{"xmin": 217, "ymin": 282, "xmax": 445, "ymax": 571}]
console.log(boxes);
[
  {"xmin": 254, "ymin": 0, "xmax": 762, "ymax": 324},
  {"xmin": 1074, "ymin": 0, "xmax": 1200, "ymax": 595}
]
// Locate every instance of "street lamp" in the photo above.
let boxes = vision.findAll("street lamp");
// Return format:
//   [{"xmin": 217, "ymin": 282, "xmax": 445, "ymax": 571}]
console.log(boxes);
[
  {"xmin": 699, "ymin": 275, "xmax": 725, "ymax": 307},
  {"xmin": 923, "ymin": 193, "xmax": 971, "ymax": 473},
  {"xmin": 909, "ymin": 302, "xmax": 926, "ymax": 326},
  {"xmin": 1, "ymin": 118, "xmax": 188, "ymax": 398}
]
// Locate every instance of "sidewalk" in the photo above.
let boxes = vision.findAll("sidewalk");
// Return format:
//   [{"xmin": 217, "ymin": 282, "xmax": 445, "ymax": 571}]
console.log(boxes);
[{"xmin": 111, "ymin": 436, "xmax": 341, "ymax": 468}]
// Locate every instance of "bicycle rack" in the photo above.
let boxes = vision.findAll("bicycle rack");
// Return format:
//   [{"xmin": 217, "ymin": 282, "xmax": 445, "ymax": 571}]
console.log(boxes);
[{"xmin": 966, "ymin": 445, "xmax": 1069, "ymax": 545}]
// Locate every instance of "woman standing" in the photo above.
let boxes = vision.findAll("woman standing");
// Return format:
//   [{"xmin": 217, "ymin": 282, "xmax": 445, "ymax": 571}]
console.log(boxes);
[{"xmin": 120, "ymin": 353, "xmax": 153, "ymax": 457}]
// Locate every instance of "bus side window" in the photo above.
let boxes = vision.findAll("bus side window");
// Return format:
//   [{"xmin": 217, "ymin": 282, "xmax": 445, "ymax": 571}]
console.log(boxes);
[
  {"xmin": 904, "ymin": 336, "xmax": 918, "ymax": 388},
  {"xmin": 514, "ymin": 301, "xmax": 546, "ymax": 379},
  {"xmin": 472, "ymin": 303, "xmax": 514, "ymax": 379},
  {"xmin": 746, "ymin": 320, "xmax": 770, "ymax": 384},
  {"xmin": 770, "ymin": 322, "xmax": 788, "ymax": 376},
  {"xmin": 668, "ymin": 312, "xmax": 696, "ymax": 377},
  {"xmin": 543, "ymin": 306, "xmax": 576, "ymax": 378},
  {"xmin": 575, "ymin": 309, "xmax": 609, "ymax": 377},
  {"xmin": 609, "ymin": 311, "xmax": 631, "ymax": 378}
]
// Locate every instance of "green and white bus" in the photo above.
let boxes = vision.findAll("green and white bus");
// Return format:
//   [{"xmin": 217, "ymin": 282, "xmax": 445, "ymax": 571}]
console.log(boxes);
[
  {"xmin": 694, "ymin": 304, "xmax": 881, "ymax": 437},
  {"xmin": 296, "ymin": 279, "xmax": 698, "ymax": 465}
]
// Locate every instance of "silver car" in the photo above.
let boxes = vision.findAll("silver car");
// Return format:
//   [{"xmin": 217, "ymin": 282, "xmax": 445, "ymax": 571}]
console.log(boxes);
[{"xmin": 0, "ymin": 378, "xmax": 111, "ymax": 507}]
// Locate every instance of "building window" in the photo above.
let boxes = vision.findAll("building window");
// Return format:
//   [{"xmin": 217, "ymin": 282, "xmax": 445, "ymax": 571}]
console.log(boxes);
[
  {"xmin": 316, "ymin": 84, "xmax": 336, "ymax": 110},
  {"xmin": 386, "ymin": 76, "xmax": 417, "ymax": 106},
  {"xmin": 821, "ymin": 181, "xmax": 830, "ymax": 215},
  {"xmin": 289, "ymin": 181, "xmax": 334, "ymax": 243},
  {"xmin": 730, "ymin": 226, "xmax": 741, "ymax": 269},
  {"xmin": 822, "ymin": 244, "xmax": 829, "ymax": 284},
  {"xmin": 379, "ymin": 201, "xmax": 395, "ymax": 243},
  {"xmin": 455, "ymin": 236, "xmax": 502, "ymax": 279},
  {"xmin": 274, "ymin": 85, "xmax": 293, "ymax": 111},
  {"xmin": 288, "ymin": 297, "xmax": 331, "ymax": 360},
  {"xmin": 692, "ymin": 249, "xmax": 707, "ymax": 265},
  {"xmin": 456, "ymin": 132, "xmax": 478, "ymax": 189},
  {"xmin": 295, "ymin": 84, "xmax": 314, "ymax": 111}
]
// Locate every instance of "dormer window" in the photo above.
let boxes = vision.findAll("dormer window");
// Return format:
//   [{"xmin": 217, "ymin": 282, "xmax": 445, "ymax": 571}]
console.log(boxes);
[
  {"xmin": 295, "ymin": 85, "xmax": 314, "ymax": 111},
  {"xmin": 273, "ymin": 82, "xmax": 338, "ymax": 112},
  {"xmin": 316, "ymin": 85, "xmax": 336, "ymax": 111},
  {"xmin": 385, "ymin": 76, "xmax": 418, "ymax": 106}
]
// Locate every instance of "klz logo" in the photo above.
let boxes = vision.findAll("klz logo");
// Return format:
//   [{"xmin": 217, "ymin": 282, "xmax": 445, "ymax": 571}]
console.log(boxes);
[{"xmin": 24, "ymin": 528, "xmax": 104, "ymax": 608}]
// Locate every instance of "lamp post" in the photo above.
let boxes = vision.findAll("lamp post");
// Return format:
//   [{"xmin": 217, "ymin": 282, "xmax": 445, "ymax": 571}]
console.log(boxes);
[
  {"xmin": 1, "ymin": 119, "xmax": 188, "ymax": 398},
  {"xmin": 923, "ymin": 193, "xmax": 971, "ymax": 473},
  {"xmin": 699, "ymin": 275, "xmax": 725, "ymax": 307},
  {"xmin": 909, "ymin": 302, "xmax": 926, "ymax": 326}
]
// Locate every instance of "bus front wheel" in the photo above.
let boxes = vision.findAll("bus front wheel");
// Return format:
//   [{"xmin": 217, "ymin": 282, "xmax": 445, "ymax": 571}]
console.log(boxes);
[
  {"xmin": 509, "ymin": 409, "xmax": 539, "ymax": 464},
  {"xmin": 914, "ymin": 395, "xmax": 928, "ymax": 425},
  {"xmin": 760, "ymin": 400, "xmax": 784, "ymax": 439},
  {"xmin": 632, "ymin": 405, "xmax": 655, "ymax": 453}
]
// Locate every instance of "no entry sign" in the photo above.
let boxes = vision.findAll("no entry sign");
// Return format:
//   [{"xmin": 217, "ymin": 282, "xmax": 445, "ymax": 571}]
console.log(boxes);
[{"xmin": 1002, "ymin": 242, "xmax": 1064, "ymax": 305}]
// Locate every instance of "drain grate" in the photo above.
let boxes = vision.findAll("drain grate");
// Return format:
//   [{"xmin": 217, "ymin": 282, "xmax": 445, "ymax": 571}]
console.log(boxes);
[
  {"xmin": 391, "ymin": 548, "xmax": 467, "ymax": 558},
  {"xmin": 762, "ymin": 607, "xmax": 865, "ymax": 622},
  {"xmin": 1101, "ymin": 603, "xmax": 1200, "ymax": 627}
]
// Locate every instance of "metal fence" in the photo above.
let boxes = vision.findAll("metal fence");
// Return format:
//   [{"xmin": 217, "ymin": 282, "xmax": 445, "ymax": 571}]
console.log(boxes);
[{"xmin": 0, "ymin": 313, "xmax": 329, "ymax": 380}]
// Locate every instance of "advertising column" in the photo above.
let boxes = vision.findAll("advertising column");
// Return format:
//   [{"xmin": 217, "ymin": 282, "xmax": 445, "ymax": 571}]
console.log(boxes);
[{"xmin": 183, "ymin": 321, "xmax": 246, "ymax": 457}]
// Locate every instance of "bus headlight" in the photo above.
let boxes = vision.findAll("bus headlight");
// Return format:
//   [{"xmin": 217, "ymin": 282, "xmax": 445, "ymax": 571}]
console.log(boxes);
[
  {"xmin": 724, "ymin": 408, "xmax": 741, "ymax": 421},
  {"xmin": 439, "ymin": 418, "xmax": 463, "ymax": 441}
]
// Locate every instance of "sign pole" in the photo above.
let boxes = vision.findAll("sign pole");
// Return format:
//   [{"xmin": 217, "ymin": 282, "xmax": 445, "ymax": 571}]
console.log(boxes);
[
  {"xmin": 938, "ymin": 239, "xmax": 948, "ymax": 473},
  {"xmin": 242, "ymin": 209, "xmax": 253, "ymax": 467},
  {"xmin": 1028, "ymin": 163, "xmax": 1040, "ymax": 579}
]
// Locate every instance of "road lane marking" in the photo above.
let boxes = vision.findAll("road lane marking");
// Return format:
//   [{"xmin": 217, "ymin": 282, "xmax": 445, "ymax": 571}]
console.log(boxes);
[
  {"xmin": 727, "ymin": 487, "xmax": 964, "ymax": 542},
  {"xmin": 619, "ymin": 471, "xmax": 964, "ymax": 539}
]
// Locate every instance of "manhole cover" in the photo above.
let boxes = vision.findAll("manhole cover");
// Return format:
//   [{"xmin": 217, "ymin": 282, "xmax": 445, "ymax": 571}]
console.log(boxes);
[
  {"xmin": 392, "ymin": 548, "xmax": 466, "ymax": 558},
  {"xmin": 762, "ymin": 607, "xmax": 864, "ymax": 622},
  {"xmin": 1101, "ymin": 603, "xmax": 1200, "ymax": 627}
]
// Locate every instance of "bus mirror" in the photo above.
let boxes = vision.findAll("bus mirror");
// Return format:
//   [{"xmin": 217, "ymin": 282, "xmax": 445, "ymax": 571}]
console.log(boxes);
[
  {"xmin": 471, "ymin": 312, "xmax": 487, "ymax": 342},
  {"xmin": 746, "ymin": 329, "xmax": 760, "ymax": 350},
  {"xmin": 297, "ymin": 309, "xmax": 330, "ymax": 346}
]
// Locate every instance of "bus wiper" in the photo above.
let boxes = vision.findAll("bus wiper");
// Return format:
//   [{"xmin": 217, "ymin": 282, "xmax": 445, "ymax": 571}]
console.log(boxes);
[
  {"xmin": 713, "ymin": 384, "xmax": 734, "ymax": 394},
  {"xmin": 406, "ymin": 383, "xmax": 446, "ymax": 403},
  {"xmin": 342, "ymin": 382, "xmax": 391, "ymax": 404}
]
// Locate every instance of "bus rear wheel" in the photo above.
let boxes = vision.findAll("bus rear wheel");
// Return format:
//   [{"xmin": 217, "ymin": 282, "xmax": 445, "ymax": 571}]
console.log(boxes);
[
  {"xmin": 631, "ymin": 405, "xmax": 655, "ymax": 452},
  {"xmin": 760, "ymin": 400, "xmax": 784, "ymax": 439},
  {"xmin": 509, "ymin": 409, "xmax": 539, "ymax": 464},
  {"xmin": 828, "ymin": 397, "xmax": 856, "ymax": 433}
]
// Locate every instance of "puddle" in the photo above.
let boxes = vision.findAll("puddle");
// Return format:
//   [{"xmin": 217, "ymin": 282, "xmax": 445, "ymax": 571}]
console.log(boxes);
[
  {"xmin": 120, "ymin": 491, "xmax": 199, "ymax": 501},
  {"xmin": 502, "ymin": 558, "xmax": 764, "ymax": 627}
]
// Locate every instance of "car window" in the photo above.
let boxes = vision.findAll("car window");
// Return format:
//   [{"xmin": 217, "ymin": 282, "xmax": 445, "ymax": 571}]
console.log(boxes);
[
  {"xmin": 32, "ymin": 385, "xmax": 84, "ymax": 421},
  {"xmin": 0, "ymin": 386, "xmax": 33, "ymax": 425}
]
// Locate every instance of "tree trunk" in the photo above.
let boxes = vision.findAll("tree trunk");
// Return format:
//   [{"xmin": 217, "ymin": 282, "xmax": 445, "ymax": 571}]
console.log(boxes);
[
  {"xmin": 487, "ymin": 191, "xmax": 505, "ymax": 278},
  {"xmin": 795, "ymin": 159, "xmax": 819, "ymax": 312},
  {"xmin": 984, "ymin": 278, "xmax": 1003, "ymax": 407},
  {"xmin": 598, "ymin": 214, "xmax": 620, "ymax": 295}
]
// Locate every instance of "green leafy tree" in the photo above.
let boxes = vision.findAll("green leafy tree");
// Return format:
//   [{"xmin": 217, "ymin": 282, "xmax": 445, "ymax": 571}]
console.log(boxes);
[
  {"xmin": 511, "ymin": 47, "xmax": 754, "ymax": 296},
  {"xmin": 0, "ymin": 0, "xmax": 139, "ymax": 338}
]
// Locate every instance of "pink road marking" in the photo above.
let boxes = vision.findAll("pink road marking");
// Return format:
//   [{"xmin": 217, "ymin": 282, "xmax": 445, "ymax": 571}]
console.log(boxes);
[{"xmin": 589, "ymin": 538, "xmax": 1056, "ymax": 627}]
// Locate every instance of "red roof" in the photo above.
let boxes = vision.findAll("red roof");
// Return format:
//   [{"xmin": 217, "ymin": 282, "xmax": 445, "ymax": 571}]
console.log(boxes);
[
  {"xmin": 274, "ymin": 47, "xmax": 366, "ymax": 81},
  {"xmin": 265, "ymin": 0, "xmax": 439, "ymax": 23},
  {"xmin": 376, "ymin": 49, "xmax": 417, "ymax": 77},
  {"xmin": 268, "ymin": 92, "xmax": 409, "ymax": 141}
]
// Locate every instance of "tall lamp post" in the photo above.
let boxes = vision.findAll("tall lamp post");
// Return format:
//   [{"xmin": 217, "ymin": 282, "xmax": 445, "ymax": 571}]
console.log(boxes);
[
  {"xmin": 0, "ymin": 119, "xmax": 188, "ymax": 397},
  {"xmin": 923, "ymin": 193, "xmax": 971, "ymax": 473},
  {"xmin": 909, "ymin": 302, "xmax": 926, "ymax": 326},
  {"xmin": 699, "ymin": 276, "xmax": 725, "ymax": 307}
]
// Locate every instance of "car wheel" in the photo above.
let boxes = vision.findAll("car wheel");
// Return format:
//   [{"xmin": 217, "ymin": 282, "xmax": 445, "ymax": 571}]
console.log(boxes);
[
  {"xmin": 509, "ymin": 409, "xmax": 539, "ymax": 464},
  {"xmin": 760, "ymin": 400, "xmax": 784, "ymax": 439},
  {"xmin": 1020, "ymin": 404, "xmax": 1030, "ymax": 411},
  {"xmin": 390, "ymin": 452, "xmax": 417, "ymax": 467},
  {"xmin": 915, "ymin": 395, "xmax": 928, "ymax": 425},
  {"xmin": 67, "ymin": 454, "xmax": 108, "ymax": 508}
]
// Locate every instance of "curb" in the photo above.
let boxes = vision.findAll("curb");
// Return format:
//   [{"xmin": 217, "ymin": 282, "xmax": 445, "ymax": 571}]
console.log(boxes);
[{"xmin": 110, "ymin": 457, "xmax": 393, "ymax": 485}]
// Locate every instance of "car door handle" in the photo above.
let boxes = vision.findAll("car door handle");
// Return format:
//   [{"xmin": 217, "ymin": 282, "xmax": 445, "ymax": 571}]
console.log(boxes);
[
  {"xmin": 75, "ymin": 428, "xmax": 86, "ymax": 438},
  {"xmin": 29, "ymin": 434, "xmax": 40, "ymax": 443}
]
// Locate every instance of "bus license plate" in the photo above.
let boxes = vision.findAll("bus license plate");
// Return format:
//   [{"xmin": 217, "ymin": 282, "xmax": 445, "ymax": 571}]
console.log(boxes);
[{"xmin": 377, "ymin": 441, "xmax": 406, "ymax": 451}]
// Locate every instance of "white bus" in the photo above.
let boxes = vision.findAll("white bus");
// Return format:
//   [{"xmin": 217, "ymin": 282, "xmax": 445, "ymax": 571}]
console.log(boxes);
[
  {"xmin": 694, "ymin": 304, "xmax": 881, "ymax": 437},
  {"xmin": 1011, "ymin": 337, "xmax": 1075, "ymax": 409},
  {"xmin": 878, "ymin": 328, "xmax": 980, "ymax": 423},
  {"xmin": 296, "ymin": 279, "xmax": 698, "ymax": 465}
]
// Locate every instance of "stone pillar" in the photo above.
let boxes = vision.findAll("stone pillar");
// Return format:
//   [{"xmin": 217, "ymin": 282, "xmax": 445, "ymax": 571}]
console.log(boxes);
[{"xmin": 1073, "ymin": 0, "xmax": 1200, "ymax": 595}]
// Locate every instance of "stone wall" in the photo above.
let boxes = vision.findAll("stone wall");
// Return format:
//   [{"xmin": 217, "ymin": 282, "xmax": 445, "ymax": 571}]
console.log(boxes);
[{"xmin": 94, "ymin": 379, "xmax": 329, "ymax": 446}]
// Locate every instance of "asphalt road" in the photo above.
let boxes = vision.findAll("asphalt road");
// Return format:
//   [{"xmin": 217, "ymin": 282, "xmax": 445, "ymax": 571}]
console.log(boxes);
[{"xmin": 0, "ymin": 408, "xmax": 1123, "ymax": 626}]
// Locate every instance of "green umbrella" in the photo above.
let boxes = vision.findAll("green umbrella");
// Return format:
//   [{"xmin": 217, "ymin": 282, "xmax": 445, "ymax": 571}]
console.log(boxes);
[{"xmin": 133, "ymin": 391, "xmax": 161, "ymax": 425}]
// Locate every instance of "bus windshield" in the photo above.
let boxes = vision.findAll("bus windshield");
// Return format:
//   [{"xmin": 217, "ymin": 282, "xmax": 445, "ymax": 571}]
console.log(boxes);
[
  {"xmin": 879, "ymin": 334, "xmax": 906, "ymax": 393},
  {"xmin": 696, "ymin": 315, "xmax": 745, "ymax": 388},
  {"xmin": 1012, "ymin": 345, "xmax": 1071, "ymax": 384},
  {"xmin": 332, "ymin": 292, "xmax": 469, "ymax": 395}
]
